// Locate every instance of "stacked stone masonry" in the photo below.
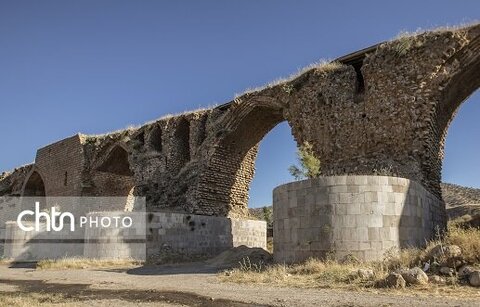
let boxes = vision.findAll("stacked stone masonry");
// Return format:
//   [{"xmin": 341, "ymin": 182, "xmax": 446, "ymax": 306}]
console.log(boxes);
[
  {"xmin": 2, "ymin": 211, "xmax": 266, "ymax": 261},
  {"xmin": 273, "ymin": 176, "xmax": 445, "ymax": 262}
]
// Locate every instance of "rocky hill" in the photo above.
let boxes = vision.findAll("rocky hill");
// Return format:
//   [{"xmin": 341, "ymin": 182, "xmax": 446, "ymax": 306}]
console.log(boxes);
[
  {"xmin": 441, "ymin": 183, "xmax": 480, "ymax": 227},
  {"xmin": 441, "ymin": 183, "xmax": 480, "ymax": 208}
]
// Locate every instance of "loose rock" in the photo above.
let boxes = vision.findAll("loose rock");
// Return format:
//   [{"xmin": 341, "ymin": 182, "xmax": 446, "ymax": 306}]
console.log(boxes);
[
  {"xmin": 439, "ymin": 266, "xmax": 455, "ymax": 276},
  {"xmin": 429, "ymin": 245, "xmax": 462, "ymax": 259},
  {"xmin": 458, "ymin": 265, "xmax": 475, "ymax": 278},
  {"xmin": 469, "ymin": 271, "xmax": 480, "ymax": 287},
  {"xmin": 383, "ymin": 273, "xmax": 406, "ymax": 288},
  {"xmin": 357, "ymin": 269, "xmax": 374, "ymax": 280},
  {"xmin": 400, "ymin": 267, "xmax": 429, "ymax": 285}
]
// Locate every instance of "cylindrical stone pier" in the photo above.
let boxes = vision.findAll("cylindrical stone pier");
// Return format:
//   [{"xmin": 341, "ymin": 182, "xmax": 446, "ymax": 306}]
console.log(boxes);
[{"xmin": 273, "ymin": 175, "xmax": 446, "ymax": 263}]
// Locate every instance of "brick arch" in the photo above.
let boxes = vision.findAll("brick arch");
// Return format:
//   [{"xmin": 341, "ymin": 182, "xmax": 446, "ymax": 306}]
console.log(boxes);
[
  {"xmin": 167, "ymin": 117, "xmax": 191, "ymax": 174},
  {"xmin": 437, "ymin": 32, "xmax": 480, "ymax": 147},
  {"xmin": 196, "ymin": 100, "xmax": 286, "ymax": 217},
  {"xmin": 20, "ymin": 169, "xmax": 47, "ymax": 210},
  {"xmin": 92, "ymin": 143, "xmax": 135, "ymax": 198},
  {"xmin": 96, "ymin": 144, "xmax": 133, "ymax": 177},
  {"xmin": 21, "ymin": 170, "xmax": 46, "ymax": 197},
  {"xmin": 430, "ymin": 26, "xmax": 480, "ymax": 196},
  {"xmin": 148, "ymin": 125, "xmax": 163, "ymax": 152}
]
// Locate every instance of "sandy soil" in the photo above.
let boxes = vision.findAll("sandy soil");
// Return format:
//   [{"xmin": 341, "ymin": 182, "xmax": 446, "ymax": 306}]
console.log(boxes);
[{"xmin": 0, "ymin": 263, "xmax": 478, "ymax": 306}]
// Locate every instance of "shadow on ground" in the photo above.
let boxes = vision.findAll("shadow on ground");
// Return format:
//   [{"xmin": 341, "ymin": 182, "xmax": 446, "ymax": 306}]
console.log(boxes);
[
  {"xmin": 121, "ymin": 262, "xmax": 225, "ymax": 276},
  {"xmin": 0, "ymin": 278, "xmax": 267, "ymax": 307},
  {"xmin": 7, "ymin": 262, "xmax": 37, "ymax": 269}
]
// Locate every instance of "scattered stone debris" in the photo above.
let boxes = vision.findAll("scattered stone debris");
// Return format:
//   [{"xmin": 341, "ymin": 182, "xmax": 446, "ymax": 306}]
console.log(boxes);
[{"xmin": 206, "ymin": 245, "xmax": 272, "ymax": 269}]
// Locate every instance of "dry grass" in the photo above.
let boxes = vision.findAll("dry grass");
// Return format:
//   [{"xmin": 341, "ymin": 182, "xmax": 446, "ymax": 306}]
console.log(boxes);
[
  {"xmin": 83, "ymin": 105, "xmax": 214, "ymax": 142},
  {"xmin": 0, "ymin": 258, "xmax": 13, "ymax": 265},
  {"xmin": 221, "ymin": 223, "xmax": 480, "ymax": 294},
  {"xmin": 36, "ymin": 257, "xmax": 143, "ymax": 270},
  {"xmin": 221, "ymin": 257, "xmax": 373, "ymax": 289},
  {"xmin": 266, "ymin": 237, "xmax": 273, "ymax": 253},
  {"xmin": 236, "ymin": 60, "xmax": 344, "ymax": 98},
  {"xmin": 445, "ymin": 222, "xmax": 480, "ymax": 264},
  {"xmin": 385, "ymin": 22, "xmax": 479, "ymax": 58},
  {"xmin": 0, "ymin": 292, "xmax": 79, "ymax": 307},
  {"xmin": 378, "ymin": 222, "xmax": 480, "ymax": 270}
]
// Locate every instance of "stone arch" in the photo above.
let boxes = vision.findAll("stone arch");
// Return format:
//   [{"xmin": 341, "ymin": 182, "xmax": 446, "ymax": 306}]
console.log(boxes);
[
  {"xmin": 22, "ymin": 170, "xmax": 46, "ymax": 197},
  {"xmin": 433, "ymin": 28, "xmax": 480, "ymax": 195},
  {"xmin": 97, "ymin": 145, "xmax": 134, "ymax": 176},
  {"xmin": 167, "ymin": 118, "xmax": 191, "ymax": 173},
  {"xmin": 93, "ymin": 144, "xmax": 136, "ymax": 202},
  {"xmin": 21, "ymin": 169, "xmax": 47, "ymax": 211},
  {"xmin": 148, "ymin": 125, "xmax": 163, "ymax": 152},
  {"xmin": 197, "ymin": 101, "xmax": 286, "ymax": 217}
]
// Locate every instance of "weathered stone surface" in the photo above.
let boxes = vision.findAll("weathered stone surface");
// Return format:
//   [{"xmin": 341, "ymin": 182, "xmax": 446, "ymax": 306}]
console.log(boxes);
[
  {"xmin": 469, "ymin": 271, "xmax": 480, "ymax": 287},
  {"xmin": 383, "ymin": 273, "xmax": 406, "ymax": 288},
  {"xmin": 401, "ymin": 267, "xmax": 429, "ymax": 285},
  {"xmin": 357, "ymin": 269, "xmax": 375, "ymax": 280},
  {"xmin": 458, "ymin": 265, "xmax": 476, "ymax": 278},
  {"xmin": 429, "ymin": 244, "xmax": 462, "ymax": 260}
]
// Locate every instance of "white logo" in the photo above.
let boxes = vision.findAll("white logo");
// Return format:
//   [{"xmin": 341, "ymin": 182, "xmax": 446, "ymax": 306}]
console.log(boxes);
[{"xmin": 17, "ymin": 201, "xmax": 132, "ymax": 232}]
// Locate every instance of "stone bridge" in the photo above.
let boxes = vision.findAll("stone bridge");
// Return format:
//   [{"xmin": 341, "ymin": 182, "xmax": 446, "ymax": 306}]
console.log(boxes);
[{"xmin": 0, "ymin": 23, "xmax": 479, "ymax": 261}]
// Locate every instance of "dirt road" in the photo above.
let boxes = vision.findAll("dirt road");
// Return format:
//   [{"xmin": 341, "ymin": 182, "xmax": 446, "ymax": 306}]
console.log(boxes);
[{"xmin": 0, "ymin": 263, "xmax": 478, "ymax": 306}]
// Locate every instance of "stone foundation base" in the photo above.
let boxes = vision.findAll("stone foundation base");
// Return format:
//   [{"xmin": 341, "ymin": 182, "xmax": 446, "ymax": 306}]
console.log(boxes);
[
  {"xmin": 273, "ymin": 176, "xmax": 446, "ymax": 263},
  {"xmin": 1, "ymin": 213, "xmax": 266, "ymax": 261},
  {"xmin": 145, "ymin": 212, "xmax": 267, "ymax": 260}
]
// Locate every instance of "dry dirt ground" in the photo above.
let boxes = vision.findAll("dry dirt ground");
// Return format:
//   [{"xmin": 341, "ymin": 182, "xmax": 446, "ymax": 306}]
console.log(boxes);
[{"xmin": 0, "ymin": 263, "xmax": 479, "ymax": 306}]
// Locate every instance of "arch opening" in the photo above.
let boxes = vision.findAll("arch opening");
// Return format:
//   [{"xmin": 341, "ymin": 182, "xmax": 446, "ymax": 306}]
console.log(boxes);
[
  {"xmin": 23, "ymin": 171, "xmax": 46, "ymax": 197},
  {"xmin": 94, "ymin": 145, "xmax": 136, "ymax": 210},
  {"xmin": 168, "ymin": 118, "xmax": 190, "ymax": 173},
  {"xmin": 149, "ymin": 126, "xmax": 163, "ymax": 152},
  {"xmin": 97, "ymin": 146, "xmax": 134, "ymax": 176},
  {"xmin": 198, "ymin": 104, "xmax": 287, "ymax": 217},
  {"xmin": 441, "ymin": 89, "xmax": 480, "ymax": 225},
  {"xmin": 426, "ymin": 40, "xmax": 480, "ymax": 197}
]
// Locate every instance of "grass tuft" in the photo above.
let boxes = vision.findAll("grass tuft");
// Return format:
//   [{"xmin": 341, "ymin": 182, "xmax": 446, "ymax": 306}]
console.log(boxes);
[
  {"xmin": 0, "ymin": 292, "xmax": 76, "ymax": 307},
  {"xmin": 235, "ymin": 60, "xmax": 344, "ymax": 98},
  {"xmin": 36, "ymin": 257, "xmax": 143, "ymax": 270}
]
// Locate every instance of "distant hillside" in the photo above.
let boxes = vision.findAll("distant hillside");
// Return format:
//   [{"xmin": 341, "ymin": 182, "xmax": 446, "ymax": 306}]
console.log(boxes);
[
  {"xmin": 441, "ymin": 183, "xmax": 480, "ymax": 208},
  {"xmin": 441, "ymin": 183, "xmax": 480, "ymax": 226}
]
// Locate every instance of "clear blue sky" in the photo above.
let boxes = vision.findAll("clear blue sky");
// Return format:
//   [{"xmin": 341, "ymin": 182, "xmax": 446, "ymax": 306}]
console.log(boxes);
[{"xmin": 0, "ymin": 1, "xmax": 479, "ymax": 207}]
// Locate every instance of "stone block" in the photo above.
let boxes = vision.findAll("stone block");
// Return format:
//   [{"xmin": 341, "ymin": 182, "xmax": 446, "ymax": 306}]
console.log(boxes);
[
  {"xmin": 355, "ymin": 215, "xmax": 369, "ymax": 227},
  {"xmin": 347, "ymin": 202, "xmax": 361, "ymax": 215},
  {"xmin": 368, "ymin": 228, "xmax": 380, "ymax": 241},
  {"xmin": 364, "ymin": 191, "xmax": 378, "ymax": 202},
  {"xmin": 354, "ymin": 176, "xmax": 368, "ymax": 185}
]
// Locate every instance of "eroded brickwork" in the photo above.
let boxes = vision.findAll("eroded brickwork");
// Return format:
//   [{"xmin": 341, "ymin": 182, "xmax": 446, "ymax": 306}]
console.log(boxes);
[{"xmin": 0, "ymin": 24, "xmax": 479, "ymax": 219}]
